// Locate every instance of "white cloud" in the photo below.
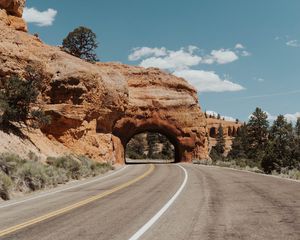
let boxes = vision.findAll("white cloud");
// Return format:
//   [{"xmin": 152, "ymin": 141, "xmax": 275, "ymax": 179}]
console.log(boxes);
[
  {"xmin": 128, "ymin": 45, "xmax": 248, "ymax": 92},
  {"xmin": 235, "ymin": 43, "xmax": 245, "ymax": 49},
  {"xmin": 209, "ymin": 49, "xmax": 239, "ymax": 64},
  {"xmin": 240, "ymin": 50, "xmax": 251, "ymax": 57},
  {"xmin": 139, "ymin": 48, "xmax": 202, "ymax": 71},
  {"xmin": 284, "ymin": 112, "xmax": 300, "ymax": 122},
  {"xmin": 128, "ymin": 47, "xmax": 167, "ymax": 61},
  {"xmin": 264, "ymin": 112, "xmax": 300, "ymax": 123},
  {"xmin": 23, "ymin": 7, "xmax": 57, "ymax": 27},
  {"xmin": 173, "ymin": 69, "xmax": 245, "ymax": 92},
  {"xmin": 206, "ymin": 110, "xmax": 236, "ymax": 122},
  {"xmin": 286, "ymin": 40, "xmax": 300, "ymax": 47}
]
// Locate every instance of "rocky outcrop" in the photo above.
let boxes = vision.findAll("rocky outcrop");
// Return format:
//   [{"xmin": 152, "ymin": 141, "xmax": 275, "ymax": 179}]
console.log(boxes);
[
  {"xmin": 0, "ymin": 0, "xmax": 25, "ymax": 17},
  {"xmin": 0, "ymin": 0, "xmax": 209, "ymax": 163},
  {"xmin": 107, "ymin": 64, "xmax": 208, "ymax": 162},
  {"xmin": 0, "ymin": 15, "xmax": 128, "ymax": 163},
  {"xmin": 206, "ymin": 118, "xmax": 242, "ymax": 154},
  {"xmin": 0, "ymin": 0, "xmax": 26, "ymax": 31}
]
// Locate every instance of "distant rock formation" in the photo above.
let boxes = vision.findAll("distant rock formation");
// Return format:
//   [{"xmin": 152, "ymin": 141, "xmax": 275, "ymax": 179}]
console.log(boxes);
[{"xmin": 206, "ymin": 118, "xmax": 242, "ymax": 155}]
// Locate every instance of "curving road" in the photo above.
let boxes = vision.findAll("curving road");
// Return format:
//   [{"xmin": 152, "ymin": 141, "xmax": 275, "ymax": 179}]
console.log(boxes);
[{"xmin": 0, "ymin": 164, "xmax": 299, "ymax": 240}]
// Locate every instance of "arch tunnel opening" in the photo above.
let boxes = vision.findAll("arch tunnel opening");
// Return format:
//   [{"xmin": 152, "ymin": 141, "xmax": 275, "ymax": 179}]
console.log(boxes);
[{"xmin": 125, "ymin": 131, "xmax": 176, "ymax": 164}]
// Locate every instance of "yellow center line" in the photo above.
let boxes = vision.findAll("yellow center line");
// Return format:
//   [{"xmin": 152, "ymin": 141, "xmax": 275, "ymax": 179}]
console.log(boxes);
[{"xmin": 0, "ymin": 164, "xmax": 155, "ymax": 238}]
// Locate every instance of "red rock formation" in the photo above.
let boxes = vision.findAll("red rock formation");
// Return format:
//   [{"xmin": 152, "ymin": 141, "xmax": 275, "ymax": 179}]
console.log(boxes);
[
  {"xmin": 102, "ymin": 64, "xmax": 208, "ymax": 162},
  {"xmin": 206, "ymin": 118, "xmax": 242, "ymax": 155},
  {"xmin": 0, "ymin": 0, "xmax": 26, "ymax": 31},
  {"xmin": 0, "ymin": 0, "xmax": 210, "ymax": 163}
]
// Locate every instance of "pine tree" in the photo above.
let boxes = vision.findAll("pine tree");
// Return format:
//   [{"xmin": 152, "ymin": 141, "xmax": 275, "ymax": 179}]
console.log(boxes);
[
  {"xmin": 62, "ymin": 26, "xmax": 98, "ymax": 62},
  {"xmin": 228, "ymin": 124, "xmax": 248, "ymax": 159},
  {"xmin": 261, "ymin": 115, "xmax": 295, "ymax": 173},
  {"xmin": 214, "ymin": 124, "xmax": 226, "ymax": 155},
  {"xmin": 161, "ymin": 137, "xmax": 174, "ymax": 159},
  {"xmin": 295, "ymin": 117, "xmax": 300, "ymax": 138},
  {"xmin": 126, "ymin": 133, "xmax": 146, "ymax": 159},
  {"xmin": 146, "ymin": 132, "xmax": 160, "ymax": 159},
  {"xmin": 246, "ymin": 107, "xmax": 269, "ymax": 159},
  {"xmin": 0, "ymin": 67, "xmax": 50, "ymax": 127},
  {"xmin": 293, "ymin": 118, "xmax": 300, "ymax": 170}
]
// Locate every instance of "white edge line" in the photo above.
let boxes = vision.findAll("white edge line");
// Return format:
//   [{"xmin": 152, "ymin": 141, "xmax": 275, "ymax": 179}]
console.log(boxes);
[
  {"xmin": 128, "ymin": 164, "xmax": 188, "ymax": 240},
  {"xmin": 0, "ymin": 166, "xmax": 128, "ymax": 209}
]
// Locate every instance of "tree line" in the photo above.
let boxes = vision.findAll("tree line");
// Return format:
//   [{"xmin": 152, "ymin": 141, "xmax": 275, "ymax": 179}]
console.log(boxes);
[{"xmin": 211, "ymin": 107, "xmax": 300, "ymax": 174}]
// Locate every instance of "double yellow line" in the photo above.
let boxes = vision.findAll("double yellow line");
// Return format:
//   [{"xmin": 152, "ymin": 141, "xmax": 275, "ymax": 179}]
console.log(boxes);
[{"xmin": 0, "ymin": 164, "xmax": 155, "ymax": 237}]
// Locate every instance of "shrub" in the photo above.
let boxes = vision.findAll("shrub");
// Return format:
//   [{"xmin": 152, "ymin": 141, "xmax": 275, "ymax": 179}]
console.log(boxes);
[
  {"xmin": 16, "ymin": 162, "xmax": 49, "ymax": 191},
  {"xmin": 0, "ymin": 153, "xmax": 113, "ymax": 200},
  {"xmin": 0, "ymin": 171, "xmax": 13, "ymax": 200},
  {"xmin": 47, "ymin": 156, "xmax": 81, "ymax": 179},
  {"xmin": 0, "ymin": 153, "xmax": 25, "ymax": 176},
  {"xmin": 0, "ymin": 67, "xmax": 51, "ymax": 128}
]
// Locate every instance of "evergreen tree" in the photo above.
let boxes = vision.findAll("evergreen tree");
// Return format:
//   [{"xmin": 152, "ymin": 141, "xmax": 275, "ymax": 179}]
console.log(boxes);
[
  {"xmin": 215, "ymin": 124, "xmax": 226, "ymax": 154},
  {"xmin": 246, "ymin": 107, "xmax": 269, "ymax": 159},
  {"xmin": 126, "ymin": 134, "xmax": 146, "ymax": 159},
  {"xmin": 62, "ymin": 26, "xmax": 98, "ymax": 62},
  {"xmin": 211, "ymin": 124, "xmax": 226, "ymax": 161},
  {"xmin": 146, "ymin": 132, "xmax": 159, "ymax": 159},
  {"xmin": 295, "ymin": 117, "xmax": 300, "ymax": 138},
  {"xmin": 0, "ymin": 67, "xmax": 50, "ymax": 127},
  {"xmin": 228, "ymin": 124, "xmax": 248, "ymax": 159},
  {"xmin": 161, "ymin": 136, "xmax": 174, "ymax": 159},
  {"xmin": 261, "ymin": 115, "xmax": 295, "ymax": 173},
  {"xmin": 293, "ymin": 119, "xmax": 300, "ymax": 170}
]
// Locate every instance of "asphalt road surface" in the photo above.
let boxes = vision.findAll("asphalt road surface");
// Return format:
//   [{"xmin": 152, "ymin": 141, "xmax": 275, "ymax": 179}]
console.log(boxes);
[{"xmin": 0, "ymin": 164, "xmax": 299, "ymax": 240}]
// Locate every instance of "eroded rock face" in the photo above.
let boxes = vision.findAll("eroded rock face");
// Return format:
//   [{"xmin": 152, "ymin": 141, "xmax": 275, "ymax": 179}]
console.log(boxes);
[
  {"xmin": 0, "ymin": 1, "xmax": 209, "ymax": 163},
  {"xmin": 206, "ymin": 118, "xmax": 242, "ymax": 154},
  {"xmin": 0, "ymin": 18, "xmax": 128, "ymax": 163},
  {"xmin": 0, "ymin": 0, "xmax": 25, "ymax": 17},
  {"xmin": 0, "ymin": 0, "xmax": 26, "ymax": 31},
  {"xmin": 104, "ymin": 64, "xmax": 209, "ymax": 162}
]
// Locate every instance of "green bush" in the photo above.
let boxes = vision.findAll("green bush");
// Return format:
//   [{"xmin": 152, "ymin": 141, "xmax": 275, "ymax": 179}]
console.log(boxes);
[
  {"xmin": 0, "ymin": 171, "xmax": 13, "ymax": 200},
  {"xmin": 16, "ymin": 162, "xmax": 49, "ymax": 191},
  {"xmin": 0, "ymin": 153, "xmax": 25, "ymax": 176},
  {"xmin": 0, "ymin": 153, "xmax": 113, "ymax": 200},
  {"xmin": 47, "ymin": 156, "xmax": 82, "ymax": 179}
]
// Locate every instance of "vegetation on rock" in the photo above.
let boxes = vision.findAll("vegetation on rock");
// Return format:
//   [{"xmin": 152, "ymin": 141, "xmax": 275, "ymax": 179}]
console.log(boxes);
[
  {"xmin": 62, "ymin": 26, "xmax": 98, "ymax": 62},
  {"xmin": 0, "ymin": 67, "xmax": 51, "ymax": 128}
]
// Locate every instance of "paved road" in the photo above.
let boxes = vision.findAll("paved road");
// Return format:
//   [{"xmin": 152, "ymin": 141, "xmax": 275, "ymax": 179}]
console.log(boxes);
[{"xmin": 0, "ymin": 164, "xmax": 299, "ymax": 240}]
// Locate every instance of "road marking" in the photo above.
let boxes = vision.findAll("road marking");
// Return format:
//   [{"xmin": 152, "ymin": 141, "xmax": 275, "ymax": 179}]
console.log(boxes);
[
  {"xmin": 0, "ymin": 166, "xmax": 128, "ymax": 209},
  {"xmin": 128, "ymin": 164, "xmax": 188, "ymax": 240},
  {"xmin": 0, "ymin": 164, "xmax": 155, "ymax": 238}
]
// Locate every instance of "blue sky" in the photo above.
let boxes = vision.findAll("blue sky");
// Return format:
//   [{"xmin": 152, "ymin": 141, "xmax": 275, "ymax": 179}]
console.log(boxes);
[{"xmin": 24, "ymin": 0, "xmax": 300, "ymax": 122}]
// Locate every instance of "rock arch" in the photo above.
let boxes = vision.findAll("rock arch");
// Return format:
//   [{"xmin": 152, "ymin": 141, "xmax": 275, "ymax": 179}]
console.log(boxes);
[
  {"xmin": 111, "ymin": 66, "xmax": 208, "ymax": 163},
  {"xmin": 209, "ymin": 127, "xmax": 217, "ymax": 138},
  {"xmin": 113, "ymin": 118, "xmax": 181, "ymax": 162}
]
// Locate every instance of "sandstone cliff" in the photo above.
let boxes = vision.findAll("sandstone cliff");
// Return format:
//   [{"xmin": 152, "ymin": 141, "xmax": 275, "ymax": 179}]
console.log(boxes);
[
  {"xmin": 206, "ymin": 118, "xmax": 242, "ymax": 154},
  {"xmin": 0, "ymin": 0, "xmax": 209, "ymax": 163}
]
